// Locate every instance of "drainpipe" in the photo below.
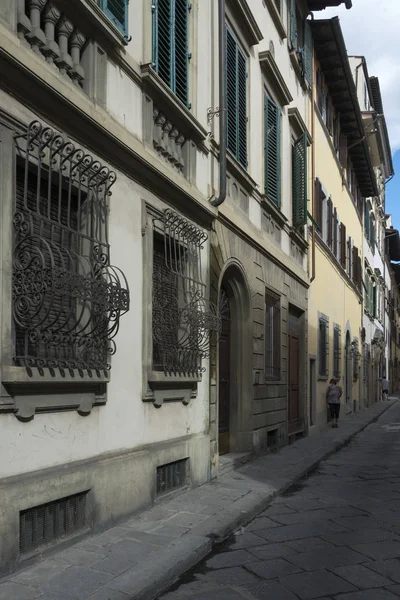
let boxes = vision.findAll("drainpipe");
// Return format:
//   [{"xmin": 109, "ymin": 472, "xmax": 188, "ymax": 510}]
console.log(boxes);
[
  {"xmin": 211, "ymin": 0, "xmax": 227, "ymax": 207},
  {"xmin": 310, "ymin": 44, "xmax": 316, "ymax": 283}
]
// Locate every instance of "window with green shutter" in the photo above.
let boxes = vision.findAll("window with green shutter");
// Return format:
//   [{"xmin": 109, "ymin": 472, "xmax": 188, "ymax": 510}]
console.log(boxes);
[
  {"xmin": 152, "ymin": 0, "xmax": 189, "ymax": 106},
  {"xmin": 101, "ymin": 0, "xmax": 129, "ymax": 36},
  {"xmin": 289, "ymin": 0, "xmax": 313, "ymax": 86},
  {"xmin": 292, "ymin": 133, "xmax": 307, "ymax": 228},
  {"xmin": 264, "ymin": 95, "xmax": 281, "ymax": 206},
  {"xmin": 226, "ymin": 28, "xmax": 248, "ymax": 168}
]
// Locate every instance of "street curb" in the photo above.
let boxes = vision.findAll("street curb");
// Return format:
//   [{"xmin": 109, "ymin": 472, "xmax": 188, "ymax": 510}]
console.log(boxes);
[{"xmin": 128, "ymin": 401, "xmax": 396, "ymax": 600}]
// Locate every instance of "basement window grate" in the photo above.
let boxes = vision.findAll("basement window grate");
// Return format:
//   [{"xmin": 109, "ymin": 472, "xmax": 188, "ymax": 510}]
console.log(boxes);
[
  {"xmin": 157, "ymin": 459, "xmax": 188, "ymax": 495},
  {"xmin": 19, "ymin": 491, "xmax": 88, "ymax": 554}
]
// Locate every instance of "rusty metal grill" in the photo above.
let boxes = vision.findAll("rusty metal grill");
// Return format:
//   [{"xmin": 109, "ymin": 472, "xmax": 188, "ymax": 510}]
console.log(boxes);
[
  {"xmin": 156, "ymin": 459, "xmax": 188, "ymax": 495},
  {"xmin": 19, "ymin": 491, "xmax": 88, "ymax": 554}
]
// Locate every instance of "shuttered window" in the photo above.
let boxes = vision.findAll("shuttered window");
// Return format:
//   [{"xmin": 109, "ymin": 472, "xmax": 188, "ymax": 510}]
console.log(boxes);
[
  {"xmin": 101, "ymin": 0, "xmax": 129, "ymax": 35},
  {"xmin": 265, "ymin": 290, "xmax": 281, "ymax": 381},
  {"xmin": 340, "ymin": 223, "xmax": 346, "ymax": 268},
  {"xmin": 264, "ymin": 94, "xmax": 281, "ymax": 206},
  {"xmin": 319, "ymin": 317, "xmax": 329, "ymax": 378},
  {"xmin": 333, "ymin": 208, "xmax": 338, "ymax": 257},
  {"xmin": 226, "ymin": 28, "xmax": 247, "ymax": 168},
  {"xmin": 339, "ymin": 133, "xmax": 348, "ymax": 168},
  {"xmin": 314, "ymin": 178, "xmax": 323, "ymax": 232},
  {"xmin": 327, "ymin": 197, "xmax": 333, "ymax": 248},
  {"xmin": 152, "ymin": 0, "xmax": 189, "ymax": 106},
  {"xmin": 292, "ymin": 133, "xmax": 307, "ymax": 228},
  {"xmin": 289, "ymin": 1, "xmax": 312, "ymax": 85},
  {"xmin": 333, "ymin": 325, "xmax": 341, "ymax": 378}
]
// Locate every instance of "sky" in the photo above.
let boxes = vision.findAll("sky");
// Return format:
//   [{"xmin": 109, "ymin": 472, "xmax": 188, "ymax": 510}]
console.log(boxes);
[{"xmin": 320, "ymin": 1, "xmax": 399, "ymax": 226}]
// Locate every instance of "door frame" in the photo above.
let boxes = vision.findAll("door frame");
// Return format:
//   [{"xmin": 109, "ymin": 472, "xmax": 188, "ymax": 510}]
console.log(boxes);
[{"xmin": 217, "ymin": 261, "xmax": 253, "ymax": 455}]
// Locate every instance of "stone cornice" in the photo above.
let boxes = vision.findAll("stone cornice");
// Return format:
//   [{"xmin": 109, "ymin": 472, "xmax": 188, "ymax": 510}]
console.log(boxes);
[
  {"xmin": 259, "ymin": 50, "xmax": 293, "ymax": 106},
  {"xmin": 227, "ymin": 0, "xmax": 263, "ymax": 46}
]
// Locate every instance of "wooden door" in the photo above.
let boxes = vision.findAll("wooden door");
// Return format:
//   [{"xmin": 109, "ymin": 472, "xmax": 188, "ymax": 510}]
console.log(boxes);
[
  {"xmin": 218, "ymin": 291, "xmax": 231, "ymax": 455},
  {"xmin": 288, "ymin": 333, "xmax": 300, "ymax": 433}
]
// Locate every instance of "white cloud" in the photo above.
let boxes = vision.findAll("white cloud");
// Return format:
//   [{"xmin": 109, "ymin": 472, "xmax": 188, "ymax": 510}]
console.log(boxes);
[{"xmin": 320, "ymin": 1, "xmax": 400, "ymax": 152}]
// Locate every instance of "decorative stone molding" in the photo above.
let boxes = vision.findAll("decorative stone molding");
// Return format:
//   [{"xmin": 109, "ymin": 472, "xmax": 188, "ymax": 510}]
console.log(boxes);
[
  {"xmin": 288, "ymin": 107, "xmax": 312, "ymax": 144},
  {"xmin": 228, "ymin": 0, "xmax": 264, "ymax": 46},
  {"xmin": 263, "ymin": 0, "xmax": 287, "ymax": 40},
  {"xmin": 259, "ymin": 50, "xmax": 293, "ymax": 106}
]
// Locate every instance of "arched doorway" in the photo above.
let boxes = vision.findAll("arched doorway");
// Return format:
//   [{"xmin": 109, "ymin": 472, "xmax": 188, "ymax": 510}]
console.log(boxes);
[
  {"xmin": 345, "ymin": 330, "xmax": 352, "ymax": 409},
  {"xmin": 218, "ymin": 264, "xmax": 252, "ymax": 456}
]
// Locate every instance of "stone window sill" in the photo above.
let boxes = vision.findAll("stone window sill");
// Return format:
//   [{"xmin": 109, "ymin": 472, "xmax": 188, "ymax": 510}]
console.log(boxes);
[
  {"xmin": 290, "ymin": 226, "xmax": 308, "ymax": 253},
  {"xmin": 145, "ymin": 372, "xmax": 200, "ymax": 408},
  {"xmin": 141, "ymin": 64, "xmax": 208, "ymax": 151},
  {"xmin": 1, "ymin": 366, "xmax": 106, "ymax": 419},
  {"xmin": 227, "ymin": 153, "xmax": 257, "ymax": 194},
  {"xmin": 261, "ymin": 194, "xmax": 288, "ymax": 229},
  {"xmin": 55, "ymin": 0, "xmax": 126, "ymax": 49},
  {"xmin": 263, "ymin": 0, "xmax": 287, "ymax": 39}
]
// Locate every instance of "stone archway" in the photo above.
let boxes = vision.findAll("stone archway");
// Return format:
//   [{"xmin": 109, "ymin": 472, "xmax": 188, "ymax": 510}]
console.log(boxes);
[{"xmin": 217, "ymin": 262, "xmax": 253, "ymax": 455}]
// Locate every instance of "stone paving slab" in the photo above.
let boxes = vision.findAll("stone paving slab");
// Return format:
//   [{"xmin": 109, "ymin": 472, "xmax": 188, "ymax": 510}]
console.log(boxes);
[{"xmin": 0, "ymin": 399, "xmax": 395, "ymax": 600}]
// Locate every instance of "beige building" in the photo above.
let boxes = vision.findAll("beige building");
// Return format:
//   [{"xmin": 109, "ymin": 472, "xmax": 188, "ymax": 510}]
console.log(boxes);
[
  {"xmin": 308, "ymin": 17, "xmax": 377, "ymax": 428},
  {"xmin": 0, "ymin": 0, "xmax": 352, "ymax": 574}
]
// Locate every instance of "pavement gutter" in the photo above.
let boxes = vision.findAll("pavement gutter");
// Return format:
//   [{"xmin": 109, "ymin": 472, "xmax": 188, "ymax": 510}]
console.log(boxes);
[{"xmin": 120, "ymin": 400, "xmax": 396, "ymax": 600}]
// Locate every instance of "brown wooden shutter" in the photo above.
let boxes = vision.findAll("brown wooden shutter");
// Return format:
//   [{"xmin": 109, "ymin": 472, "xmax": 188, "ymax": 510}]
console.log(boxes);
[
  {"xmin": 356, "ymin": 254, "xmax": 362, "ymax": 290},
  {"xmin": 316, "ymin": 70, "xmax": 323, "ymax": 113},
  {"xmin": 314, "ymin": 178, "xmax": 323, "ymax": 232},
  {"xmin": 333, "ymin": 207, "xmax": 338, "ymax": 256},
  {"xmin": 333, "ymin": 113, "xmax": 340, "ymax": 152},
  {"xmin": 352, "ymin": 245, "xmax": 358, "ymax": 284},
  {"xmin": 340, "ymin": 223, "xmax": 346, "ymax": 268},
  {"xmin": 327, "ymin": 95, "xmax": 334, "ymax": 135},
  {"xmin": 339, "ymin": 133, "xmax": 348, "ymax": 168},
  {"xmin": 327, "ymin": 198, "xmax": 333, "ymax": 248}
]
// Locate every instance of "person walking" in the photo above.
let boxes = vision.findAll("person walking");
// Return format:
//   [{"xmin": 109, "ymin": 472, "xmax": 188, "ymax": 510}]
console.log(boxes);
[
  {"xmin": 327, "ymin": 378, "xmax": 342, "ymax": 428},
  {"xmin": 382, "ymin": 377, "xmax": 390, "ymax": 401}
]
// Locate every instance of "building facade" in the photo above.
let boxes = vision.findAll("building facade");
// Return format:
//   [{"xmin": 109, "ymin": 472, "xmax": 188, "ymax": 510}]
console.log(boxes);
[
  {"xmin": 349, "ymin": 58, "xmax": 394, "ymax": 406},
  {"xmin": 0, "ymin": 0, "xmax": 359, "ymax": 574},
  {"xmin": 307, "ymin": 17, "xmax": 375, "ymax": 429}
]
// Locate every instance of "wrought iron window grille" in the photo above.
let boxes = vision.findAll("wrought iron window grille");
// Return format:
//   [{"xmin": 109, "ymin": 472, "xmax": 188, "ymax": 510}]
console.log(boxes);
[
  {"xmin": 12, "ymin": 120, "xmax": 130, "ymax": 377},
  {"xmin": 151, "ymin": 209, "xmax": 221, "ymax": 377}
]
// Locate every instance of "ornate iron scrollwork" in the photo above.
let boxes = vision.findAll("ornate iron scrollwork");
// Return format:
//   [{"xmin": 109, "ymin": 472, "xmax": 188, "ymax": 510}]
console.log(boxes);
[
  {"xmin": 152, "ymin": 209, "xmax": 221, "ymax": 377},
  {"xmin": 12, "ymin": 120, "xmax": 130, "ymax": 375}
]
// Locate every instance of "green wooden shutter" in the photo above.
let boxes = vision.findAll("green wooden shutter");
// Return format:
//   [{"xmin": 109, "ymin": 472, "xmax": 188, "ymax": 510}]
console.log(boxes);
[
  {"xmin": 289, "ymin": 0, "xmax": 297, "ymax": 50},
  {"xmin": 292, "ymin": 133, "xmax": 307, "ymax": 228},
  {"xmin": 174, "ymin": 0, "xmax": 189, "ymax": 105},
  {"xmin": 152, "ymin": 0, "xmax": 189, "ymax": 106},
  {"xmin": 227, "ymin": 28, "xmax": 238, "ymax": 160},
  {"xmin": 237, "ymin": 49, "xmax": 247, "ymax": 168},
  {"xmin": 101, "ymin": 0, "xmax": 129, "ymax": 35},
  {"xmin": 264, "ymin": 95, "xmax": 281, "ymax": 207},
  {"xmin": 304, "ymin": 20, "xmax": 313, "ymax": 85},
  {"xmin": 226, "ymin": 28, "xmax": 247, "ymax": 168}
]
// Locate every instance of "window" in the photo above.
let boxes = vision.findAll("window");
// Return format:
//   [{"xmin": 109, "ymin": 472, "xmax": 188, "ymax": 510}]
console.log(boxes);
[
  {"xmin": 265, "ymin": 290, "xmax": 281, "ymax": 381},
  {"xmin": 333, "ymin": 325, "xmax": 341, "ymax": 378},
  {"xmin": 364, "ymin": 202, "xmax": 375, "ymax": 252},
  {"xmin": 292, "ymin": 133, "xmax": 307, "ymax": 228},
  {"xmin": 12, "ymin": 120, "xmax": 129, "ymax": 373},
  {"xmin": 226, "ymin": 28, "xmax": 247, "ymax": 168},
  {"xmin": 318, "ymin": 316, "xmax": 329, "ymax": 378},
  {"xmin": 152, "ymin": 0, "xmax": 190, "ymax": 106},
  {"xmin": 100, "ymin": 0, "xmax": 129, "ymax": 35},
  {"xmin": 326, "ymin": 198, "xmax": 333, "ymax": 249},
  {"xmin": 314, "ymin": 178, "xmax": 325, "ymax": 233},
  {"xmin": 340, "ymin": 223, "xmax": 347, "ymax": 269},
  {"xmin": 352, "ymin": 245, "xmax": 362, "ymax": 291},
  {"xmin": 264, "ymin": 94, "xmax": 281, "ymax": 206},
  {"xmin": 151, "ymin": 209, "xmax": 219, "ymax": 377},
  {"xmin": 353, "ymin": 339, "xmax": 359, "ymax": 381},
  {"xmin": 289, "ymin": 0, "xmax": 312, "ymax": 84}
]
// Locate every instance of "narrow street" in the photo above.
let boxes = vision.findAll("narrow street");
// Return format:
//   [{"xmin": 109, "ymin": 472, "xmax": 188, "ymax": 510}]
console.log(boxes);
[{"xmin": 161, "ymin": 401, "xmax": 400, "ymax": 600}]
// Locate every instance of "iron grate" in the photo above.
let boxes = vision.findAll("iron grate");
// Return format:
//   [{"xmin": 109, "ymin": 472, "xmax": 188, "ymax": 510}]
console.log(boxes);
[
  {"xmin": 157, "ymin": 459, "xmax": 188, "ymax": 496},
  {"xmin": 19, "ymin": 491, "xmax": 88, "ymax": 554}
]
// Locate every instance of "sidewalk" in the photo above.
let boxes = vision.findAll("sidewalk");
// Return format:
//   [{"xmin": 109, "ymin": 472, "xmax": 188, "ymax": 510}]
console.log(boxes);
[{"xmin": 1, "ymin": 399, "xmax": 397, "ymax": 600}]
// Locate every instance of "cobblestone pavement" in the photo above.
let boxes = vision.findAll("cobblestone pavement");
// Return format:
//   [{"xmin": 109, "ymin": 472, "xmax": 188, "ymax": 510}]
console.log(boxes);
[{"xmin": 160, "ymin": 402, "xmax": 400, "ymax": 600}]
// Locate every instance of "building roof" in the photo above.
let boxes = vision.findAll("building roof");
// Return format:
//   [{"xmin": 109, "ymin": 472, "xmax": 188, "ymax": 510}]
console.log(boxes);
[
  {"xmin": 311, "ymin": 18, "xmax": 379, "ymax": 198},
  {"xmin": 308, "ymin": 1, "xmax": 352, "ymax": 9},
  {"xmin": 369, "ymin": 76, "xmax": 394, "ymax": 177},
  {"xmin": 386, "ymin": 228, "xmax": 400, "ymax": 263}
]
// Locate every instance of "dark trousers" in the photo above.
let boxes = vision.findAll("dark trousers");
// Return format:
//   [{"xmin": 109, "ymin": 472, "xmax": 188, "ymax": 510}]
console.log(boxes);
[{"xmin": 328, "ymin": 403, "xmax": 340, "ymax": 419}]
